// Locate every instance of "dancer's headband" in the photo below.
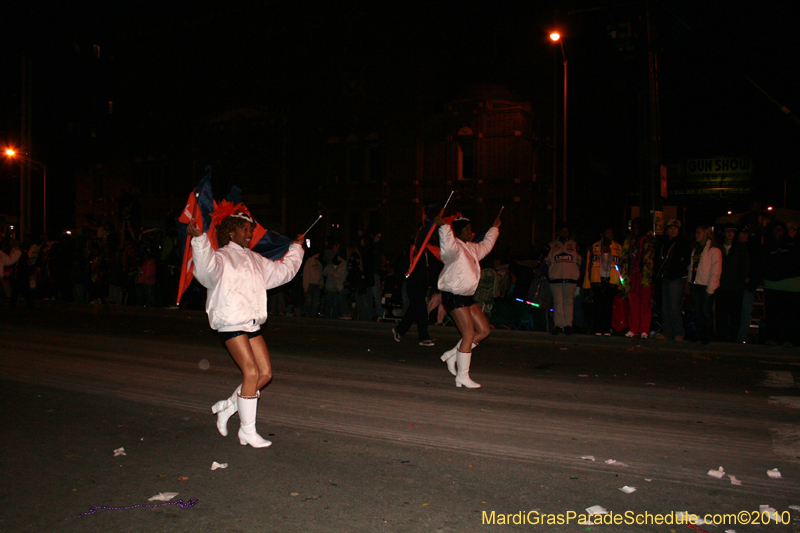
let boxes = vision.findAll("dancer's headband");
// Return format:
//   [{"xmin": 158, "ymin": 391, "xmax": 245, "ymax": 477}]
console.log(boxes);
[{"xmin": 229, "ymin": 212, "xmax": 254, "ymax": 224}]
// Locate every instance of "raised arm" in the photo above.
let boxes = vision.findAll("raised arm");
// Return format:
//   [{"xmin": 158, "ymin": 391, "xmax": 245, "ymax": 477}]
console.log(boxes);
[
  {"xmin": 471, "ymin": 226, "xmax": 499, "ymax": 261},
  {"xmin": 437, "ymin": 221, "xmax": 459, "ymax": 264},
  {"xmin": 189, "ymin": 229, "xmax": 223, "ymax": 289},
  {"xmin": 263, "ymin": 243, "xmax": 305, "ymax": 290}
]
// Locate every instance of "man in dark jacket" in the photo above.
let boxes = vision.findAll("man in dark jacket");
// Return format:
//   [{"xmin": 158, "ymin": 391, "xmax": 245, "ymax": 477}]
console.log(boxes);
[
  {"xmin": 715, "ymin": 223, "xmax": 750, "ymax": 342},
  {"xmin": 392, "ymin": 228, "xmax": 441, "ymax": 346},
  {"xmin": 655, "ymin": 220, "xmax": 690, "ymax": 340},
  {"xmin": 761, "ymin": 221, "xmax": 800, "ymax": 346}
]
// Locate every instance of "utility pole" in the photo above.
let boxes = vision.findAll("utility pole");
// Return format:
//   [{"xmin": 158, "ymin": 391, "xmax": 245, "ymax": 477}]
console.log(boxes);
[
  {"xmin": 644, "ymin": 2, "xmax": 663, "ymax": 234},
  {"xmin": 20, "ymin": 54, "xmax": 32, "ymax": 238}
]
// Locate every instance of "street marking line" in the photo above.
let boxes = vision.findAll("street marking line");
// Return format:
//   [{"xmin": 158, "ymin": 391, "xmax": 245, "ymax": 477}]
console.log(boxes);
[
  {"xmin": 770, "ymin": 423, "xmax": 800, "ymax": 465},
  {"xmin": 758, "ymin": 371, "xmax": 797, "ymax": 388},
  {"xmin": 769, "ymin": 396, "xmax": 800, "ymax": 410}
]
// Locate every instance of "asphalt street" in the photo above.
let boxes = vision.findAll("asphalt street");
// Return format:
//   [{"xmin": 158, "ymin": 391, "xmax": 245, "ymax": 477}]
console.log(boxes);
[{"xmin": 0, "ymin": 303, "xmax": 798, "ymax": 533}]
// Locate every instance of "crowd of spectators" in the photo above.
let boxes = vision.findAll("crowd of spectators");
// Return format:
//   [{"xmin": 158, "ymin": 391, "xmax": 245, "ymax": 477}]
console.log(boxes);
[
  {"xmin": 2, "ymin": 212, "xmax": 798, "ymax": 347},
  {"xmin": 1, "ymin": 218, "xmax": 180, "ymax": 310}
]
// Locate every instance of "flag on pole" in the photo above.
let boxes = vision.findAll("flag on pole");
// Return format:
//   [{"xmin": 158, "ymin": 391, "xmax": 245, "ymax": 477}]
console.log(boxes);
[
  {"xmin": 175, "ymin": 169, "xmax": 295, "ymax": 304},
  {"xmin": 176, "ymin": 167, "xmax": 215, "ymax": 305},
  {"xmin": 406, "ymin": 204, "xmax": 455, "ymax": 277}
]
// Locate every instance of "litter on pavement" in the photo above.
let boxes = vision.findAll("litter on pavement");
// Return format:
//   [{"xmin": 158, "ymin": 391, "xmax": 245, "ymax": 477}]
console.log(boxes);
[
  {"xmin": 707, "ymin": 467, "xmax": 725, "ymax": 478},
  {"xmin": 211, "ymin": 462, "xmax": 228, "ymax": 470},
  {"xmin": 148, "ymin": 492, "xmax": 178, "ymax": 502},
  {"xmin": 78, "ymin": 497, "xmax": 199, "ymax": 518},
  {"xmin": 759, "ymin": 505, "xmax": 782, "ymax": 523},
  {"xmin": 113, "ymin": 447, "xmax": 126, "ymax": 456},
  {"xmin": 619, "ymin": 486, "xmax": 636, "ymax": 493},
  {"xmin": 767, "ymin": 468, "xmax": 782, "ymax": 479}
]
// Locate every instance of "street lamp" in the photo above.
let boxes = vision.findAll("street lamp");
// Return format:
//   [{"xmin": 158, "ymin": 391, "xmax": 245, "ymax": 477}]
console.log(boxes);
[
  {"xmin": 550, "ymin": 31, "xmax": 568, "ymax": 223},
  {"xmin": 4, "ymin": 148, "xmax": 47, "ymax": 234}
]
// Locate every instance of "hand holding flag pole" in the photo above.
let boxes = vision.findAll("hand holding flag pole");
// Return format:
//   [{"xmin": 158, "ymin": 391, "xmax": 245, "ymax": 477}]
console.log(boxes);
[
  {"xmin": 493, "ymin": 205, "xmax": 504, "ymax": 228},
  {"xmin": 441, "ymin": 190, "xmax": 455, "ymax": 213},
  {"xmin": 405, "ymin": 191, "xmax": 454, "ymax": 278},
  {"xmin": 290, "ymin": 214, "xmax": 323, "ymax": 246}
]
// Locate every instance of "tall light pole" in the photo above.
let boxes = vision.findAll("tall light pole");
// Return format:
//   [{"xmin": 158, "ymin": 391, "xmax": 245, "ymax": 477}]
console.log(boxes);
[
  {"xmin": 550, "ymin": 32, "xmax": 568, "ymax": 223},
  {"xmin": 5, "ymin": 148, "xmax": 47, "ymax": 234}
]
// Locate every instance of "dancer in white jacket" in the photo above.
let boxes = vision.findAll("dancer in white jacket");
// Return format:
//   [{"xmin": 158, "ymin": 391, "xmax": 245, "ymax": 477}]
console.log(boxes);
[
  {"xmin": 435, "ymin": 215, "xmax": 500, "ymax": 388},
  {"xmin": 188, "ymin": 212, "xmax": 304, "ymax": 447}
]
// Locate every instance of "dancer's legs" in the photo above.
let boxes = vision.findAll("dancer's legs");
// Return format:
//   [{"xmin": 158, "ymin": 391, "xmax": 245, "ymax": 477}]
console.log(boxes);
[
  {"xmin": 450, "ymin": 307, "xmax": 475, "ymax": 352},
  {"xmin": 225, "ymin": 334, "xmax": 273, "ymax": 397},
  {"xmin": 469, "ymin": 304, "xmax": 491, "ymax": 345}
]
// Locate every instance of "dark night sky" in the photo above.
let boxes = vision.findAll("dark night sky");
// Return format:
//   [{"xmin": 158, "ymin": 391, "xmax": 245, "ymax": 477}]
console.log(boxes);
[{"xmin": 2, "ymin": 0, "xmax": 799, "ymax": 221}]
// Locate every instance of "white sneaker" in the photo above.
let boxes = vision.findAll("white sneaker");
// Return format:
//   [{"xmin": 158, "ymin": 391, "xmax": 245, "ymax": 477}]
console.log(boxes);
[
  {"xmin": 419, "ymin": 339, "xmax": 434, "ymax": 347},
  {"xmin": 640, "ymin": 332, "xmax": 649, "ymax": 339},
  {"xmin": 391, "ymin": 328, "xmax": 401, "ymax": 342},
  {"xmin": 625, "ymin": 331, "xmax": 635, "ymax": 338}
]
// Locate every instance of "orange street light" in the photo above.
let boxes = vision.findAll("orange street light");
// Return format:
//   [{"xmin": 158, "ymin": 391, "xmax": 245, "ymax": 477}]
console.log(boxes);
[
  {"xmin": 550, "ymin": 32, "xmax": 560, "ymax": 41},
  {"xmin": 4, "ymin": 147, "xmax": 47, "ymax": 233}
]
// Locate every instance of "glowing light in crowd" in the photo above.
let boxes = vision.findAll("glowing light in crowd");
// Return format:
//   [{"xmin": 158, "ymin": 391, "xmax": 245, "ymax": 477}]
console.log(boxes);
[
  {"xmin": 516, "ymin": 298, "xmax": 540, "ymax": 308},
  {"xmin": 615, "ymin": 264, "xmax": 624, "ymax": 286}
]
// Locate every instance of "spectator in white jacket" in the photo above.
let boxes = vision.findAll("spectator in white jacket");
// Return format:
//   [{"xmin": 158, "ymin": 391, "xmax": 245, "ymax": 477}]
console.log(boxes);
[
  {"xmin": 687, "ymin": 225, "xmax": 722, "ymax": 344},
  {"xmin": 188, "ymin": 212, "xmax": 304, "ymax": 448},
  {"xmin": 435, "ymin": 215, "xmax": 500, "ymax": 389}
]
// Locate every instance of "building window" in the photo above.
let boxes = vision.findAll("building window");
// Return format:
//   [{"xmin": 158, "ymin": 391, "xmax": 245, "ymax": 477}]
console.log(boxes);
[{"xmin": 457, "ymin": 138, "xmax": 474, "ymax": 180}]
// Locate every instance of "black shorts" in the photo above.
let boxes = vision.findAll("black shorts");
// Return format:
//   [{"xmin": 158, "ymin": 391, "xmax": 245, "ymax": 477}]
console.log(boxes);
[
  {"xmin": 441, "ymin": 291, "xmax": 475, "ymax": 311},
  {"xmin": 218, "ymin": 329, "xmax": 262, "ymax": 343}
]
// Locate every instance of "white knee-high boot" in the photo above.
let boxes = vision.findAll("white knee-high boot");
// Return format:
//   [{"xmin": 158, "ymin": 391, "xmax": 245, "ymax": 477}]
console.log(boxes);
[
  {"xmin": 211, "ymin": 385, "xmax": 241, "ymax": 437},
  {"xmin": 441, "ymin": 340, "xmax": 478, "ymax": 376},
  {"xmin": 455, "ymin": 349, "xmax": 481, "ymax": 388},
  {"xmin": 237, "ymin": 392, "xmax": 272, "ymax": 448}
]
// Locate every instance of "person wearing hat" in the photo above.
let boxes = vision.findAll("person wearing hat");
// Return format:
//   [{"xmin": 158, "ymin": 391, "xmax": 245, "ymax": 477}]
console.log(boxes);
[
  {"xmin": 715, "ymin": 223, "xmax": 750, "ymax": 342},
  {"xmin": 655, "ymin": 219, "xmax": 690, "ymax": 340}
]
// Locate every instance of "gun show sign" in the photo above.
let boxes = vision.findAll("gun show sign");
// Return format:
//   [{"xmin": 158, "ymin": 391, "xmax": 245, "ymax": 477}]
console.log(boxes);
[{"xmin": 686, "ymin": 157, "xmax": 752, "ymax": 190}]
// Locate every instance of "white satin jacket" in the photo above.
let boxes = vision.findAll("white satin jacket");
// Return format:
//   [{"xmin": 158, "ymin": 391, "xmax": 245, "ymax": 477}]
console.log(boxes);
[
  {"xmin": 191, "ymin": 234, "xmax": 304, "ymax": 332},
  {"xmin": 437, "ymin": 225, "xmax": 499, "ymax": 296}
]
